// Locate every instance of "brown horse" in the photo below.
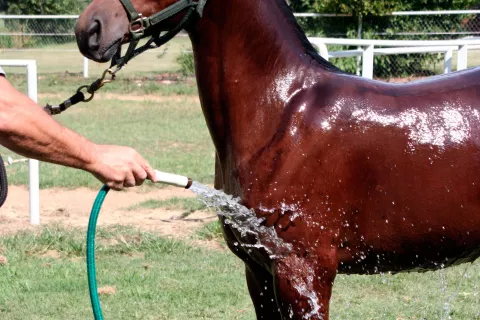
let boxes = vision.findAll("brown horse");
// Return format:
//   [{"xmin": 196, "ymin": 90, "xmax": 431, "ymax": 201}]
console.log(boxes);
[{"xmin": 75, "ymin": 0, "xmax": 480, "ymax": 318}]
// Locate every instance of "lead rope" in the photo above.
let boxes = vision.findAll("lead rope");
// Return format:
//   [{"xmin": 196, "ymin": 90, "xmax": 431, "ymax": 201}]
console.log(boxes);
[{"xmin": 43, "ymin": 68, "xmax": 118, "ymax": 115}]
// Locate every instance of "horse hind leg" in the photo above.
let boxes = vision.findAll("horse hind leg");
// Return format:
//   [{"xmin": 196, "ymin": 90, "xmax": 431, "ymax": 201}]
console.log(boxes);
[{"xmin": 273, "ymin": 250, "xmax": 338, "ymax": 320}]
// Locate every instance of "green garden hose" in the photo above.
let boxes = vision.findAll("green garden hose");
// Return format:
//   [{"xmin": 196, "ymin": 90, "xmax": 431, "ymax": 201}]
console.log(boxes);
[
  {"xmin": 86, "ymin": 171, "xmax": 192, "ymax": 319},
  {"xmin": 87, "ymin": 184, "xmax": 110, "ymax": 320}
]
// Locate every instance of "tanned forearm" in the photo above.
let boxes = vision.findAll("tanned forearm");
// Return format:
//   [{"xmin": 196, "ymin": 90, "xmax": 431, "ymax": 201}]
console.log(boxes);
[{"xmin": 0, "ymin": 76, "xmax": 98, "ymax": 171}]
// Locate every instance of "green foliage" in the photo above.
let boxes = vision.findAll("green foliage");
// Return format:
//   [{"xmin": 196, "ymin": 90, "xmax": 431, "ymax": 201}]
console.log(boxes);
[
  {"xmin": 176, "ymin": 51, "xmax": 196, "ymax": 76},
  {"xmin": 0, "ymin": 0, "xmax": 7, "ymax": 12},
  {"xmin": 290, "ymin": 0, "xmax": 479, "ymax": 16},
  {"xmin": 7, "ymin": 0, "xmax": 89, "ymax": 14},
  {"xmin": 300, "ymin": 0, "xmax": 401, "ymax": 16}
]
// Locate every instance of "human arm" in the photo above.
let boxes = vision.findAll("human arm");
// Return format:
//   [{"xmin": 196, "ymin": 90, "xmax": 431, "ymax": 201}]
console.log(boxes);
[{"xmin": 0, "ymin": 74, "xmax": 155, "ymax": 189}]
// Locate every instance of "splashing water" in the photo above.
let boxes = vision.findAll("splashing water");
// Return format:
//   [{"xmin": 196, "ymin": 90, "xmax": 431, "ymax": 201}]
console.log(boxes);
[
  {"xmin": 188, "ymin": 182, "xmax": 326, "ymax": 318},
  {"xmin": 188, "ymin": 181, "xmax": 292, "ymax": 260}
]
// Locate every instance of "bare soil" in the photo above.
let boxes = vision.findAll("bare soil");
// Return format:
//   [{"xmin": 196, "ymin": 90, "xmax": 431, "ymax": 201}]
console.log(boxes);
[{"xmin": 0, "ymin": 186, "xmax": 217, "ymax": 240}]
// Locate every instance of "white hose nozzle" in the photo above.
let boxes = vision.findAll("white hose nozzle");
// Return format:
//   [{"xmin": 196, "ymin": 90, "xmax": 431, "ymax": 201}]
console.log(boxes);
[{"xmin": 154, "ymin": 170, "xmax": 193, "ymax": 189}]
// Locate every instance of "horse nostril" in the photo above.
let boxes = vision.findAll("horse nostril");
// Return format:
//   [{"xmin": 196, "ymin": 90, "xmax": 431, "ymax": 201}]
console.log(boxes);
[{"xmin": 87, "ymin": 20, "xmax": 101, "ymax": 51}]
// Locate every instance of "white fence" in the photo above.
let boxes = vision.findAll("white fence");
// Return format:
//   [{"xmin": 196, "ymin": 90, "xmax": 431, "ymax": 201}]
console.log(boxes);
[
  {"xmin": 309, "ymin": 38, "xmax": 480, "ymax": 79},
  {"xmin": 0, "ymin": 60, "xmax": 40, "ymax": 225}
]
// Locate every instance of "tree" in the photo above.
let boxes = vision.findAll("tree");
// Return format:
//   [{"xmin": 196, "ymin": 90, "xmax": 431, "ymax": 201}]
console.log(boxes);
[
  {"xmin": 7, "ymin": 0, "xmax": 89, "ymax": 15},
  {"xmin": 0, "ymin": 0, "xmax": 7, "ymax": 12}
]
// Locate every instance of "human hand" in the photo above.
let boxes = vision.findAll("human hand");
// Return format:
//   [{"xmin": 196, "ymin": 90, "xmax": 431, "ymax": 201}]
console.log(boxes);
[{"xmin": 87, "ymin": 144, "xmax": 155, "ymax": 190}]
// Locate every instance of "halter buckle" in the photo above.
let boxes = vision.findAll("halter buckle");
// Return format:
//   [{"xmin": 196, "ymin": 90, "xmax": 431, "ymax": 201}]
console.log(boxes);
[{"xmin": 129, "ymin": 14, "xmax": 149, "ymax": 38}]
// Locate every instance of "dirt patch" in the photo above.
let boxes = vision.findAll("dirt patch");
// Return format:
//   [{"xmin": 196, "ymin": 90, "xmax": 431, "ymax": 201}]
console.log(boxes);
[
  {"xmin": 40, "ymin": 250, "xmax": 62, "ymax": 259},
  {"xmin": 0, "ymin": 186, "xmax": 217, "ymax": 242},
  {"xmin": 0, "ymin": 255, "xmax": 7, "ymax": 266},
  {"xmin": 98, "ymin": 286, "xmax": 117, "ymax": 295}
]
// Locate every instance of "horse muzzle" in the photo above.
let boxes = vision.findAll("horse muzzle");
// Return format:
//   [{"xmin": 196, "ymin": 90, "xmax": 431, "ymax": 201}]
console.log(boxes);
[{"xmin": 75, "ymin": 13, "xmax": 125, "ymax": 63}]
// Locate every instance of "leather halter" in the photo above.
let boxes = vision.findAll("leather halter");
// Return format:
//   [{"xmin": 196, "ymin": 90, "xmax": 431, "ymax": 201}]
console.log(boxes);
[{"xmin": 112, "ymin": 0, "xmax": 206, "ymax": 69}]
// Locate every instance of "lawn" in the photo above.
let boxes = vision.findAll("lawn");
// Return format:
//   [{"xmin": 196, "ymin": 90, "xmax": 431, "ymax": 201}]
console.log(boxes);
[
  {"xmin": 0, "ymin": 226, "xmax": 479, "ymax": 320},
  {"xmin": 0, "ymin": 226, "xmax": 254, "ymax": 320}
]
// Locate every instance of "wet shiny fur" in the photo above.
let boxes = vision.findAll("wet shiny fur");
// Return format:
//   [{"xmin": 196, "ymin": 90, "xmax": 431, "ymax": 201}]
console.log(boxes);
[{"xmin": 76, "ymin": 0, "xmax": 480, "ymax": 318}]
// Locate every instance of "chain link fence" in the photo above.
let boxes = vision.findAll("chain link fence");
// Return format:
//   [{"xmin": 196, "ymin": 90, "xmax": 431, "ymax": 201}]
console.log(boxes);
[
  {"xmin": 375, "ymin": 13, "xmax": 480, "ymax": 79},
  {"xmin": 0, "ymin": 16, "xmax": 82, "ymax": 74},
  {"xmin": 297, "ymin": 11, "xmax": 480, "ymax": 79},
  {"xmin": 1, "ymin": 12, "xmax": 480, "ymax": 80}
]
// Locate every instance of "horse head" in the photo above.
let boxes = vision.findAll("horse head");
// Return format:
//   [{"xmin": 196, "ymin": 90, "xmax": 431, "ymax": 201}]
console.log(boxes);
[{"xmin": 75, "ymin": 0, "xmax": 195, "ymax": 62}]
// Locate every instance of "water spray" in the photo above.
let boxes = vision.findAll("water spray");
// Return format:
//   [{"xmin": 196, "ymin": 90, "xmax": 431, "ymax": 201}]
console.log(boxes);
[{"xmin": 87, "ymin": 170, "xmax": 192, "ymax": 320}]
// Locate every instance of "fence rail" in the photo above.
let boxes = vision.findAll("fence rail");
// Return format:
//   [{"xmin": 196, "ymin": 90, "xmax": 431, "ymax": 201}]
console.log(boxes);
[
  {"xmin": 0, "ymin": 60, "xmax": 39, "ymax": 225},
  {"xmin": 295, "ymin": 10, "xmax": 480, "ymax": 17},
  {"xmin": 309, "ymin": 38, "xmax": 480, "ymax": 79}
]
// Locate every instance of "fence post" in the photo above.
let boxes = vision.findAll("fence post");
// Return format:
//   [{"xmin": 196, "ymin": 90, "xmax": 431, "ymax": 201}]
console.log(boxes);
[
  {"xmin": 362, "ymin": 45, "xmax": 374, "ymax": 79},
  {"xmin": 84, "ymin": 57, "xmax": 89, "ymax": 78},
  {"xmin": 27, "ymin": 61, "xmax": 40, "ymax": 225},
  {"xmin": 457, "ymin": 45, "xmax": 468, "ymax": 71},
  {"xmin": 444, "ymin": 48, "xmax": 453, "ymax": 74}
]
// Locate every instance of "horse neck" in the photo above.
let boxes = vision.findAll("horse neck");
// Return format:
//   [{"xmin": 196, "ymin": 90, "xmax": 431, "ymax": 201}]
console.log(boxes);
[{"xmin": 187, "ymin": 0, "xmax": 333, "ymax": 169}]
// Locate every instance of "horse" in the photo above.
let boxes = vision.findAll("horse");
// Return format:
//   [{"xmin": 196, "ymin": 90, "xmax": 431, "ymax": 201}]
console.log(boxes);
[{"xmin": 75, "ymin": 0, "xmax": 480, "ymax": 319}]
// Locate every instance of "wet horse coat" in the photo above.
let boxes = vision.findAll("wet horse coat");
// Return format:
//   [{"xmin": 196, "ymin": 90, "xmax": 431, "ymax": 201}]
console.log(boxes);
[{"xmin": 75, "ymin": 0, "xmax": 480, "ymax": 318}]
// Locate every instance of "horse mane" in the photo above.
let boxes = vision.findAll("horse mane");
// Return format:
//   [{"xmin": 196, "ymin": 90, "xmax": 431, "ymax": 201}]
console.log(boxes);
[{"xmin": 279, "ymin": 0, "xmax": 345, "ymax": 73}]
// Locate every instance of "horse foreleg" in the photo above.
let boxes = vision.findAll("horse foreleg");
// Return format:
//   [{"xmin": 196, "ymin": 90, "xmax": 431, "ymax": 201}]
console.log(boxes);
[
  {"xmin": 245, "ymin": 262, "xmax": 283, "ymax": 319},
  {"xmin": 273, "ymin": 250, "xmax": 338, "ymax": 320}
]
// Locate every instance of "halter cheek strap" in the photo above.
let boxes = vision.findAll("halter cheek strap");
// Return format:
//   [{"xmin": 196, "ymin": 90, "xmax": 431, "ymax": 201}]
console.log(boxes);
[{"xmin": 113, "ymin": 0, "xmax": 207, "ymax": 69}]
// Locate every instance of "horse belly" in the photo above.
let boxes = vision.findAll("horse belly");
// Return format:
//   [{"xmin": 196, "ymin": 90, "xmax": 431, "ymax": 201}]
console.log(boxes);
[{"xmin": 336, "ymin": 150, "xmax": 480, "ymax": 274}]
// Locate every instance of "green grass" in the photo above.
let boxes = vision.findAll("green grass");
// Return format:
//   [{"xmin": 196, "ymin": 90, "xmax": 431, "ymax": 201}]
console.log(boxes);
[
  {"xmin": 0, "ymin": 226, "xmax": 254, "ymax": 320},
  {"xmin": 0, "ymin": 88, "xmax": 215, "ymax": 189},
  {"xmin": 331, "ymin": 264, "xmax": 480, "ymax": 319},
  {"xmin": 1, "ymin": 226, "xmax": 480, "ymax": 319},
  {"xmin": 195, "ymin": 221, "xmax": 223, "ymax": 242},
  {"xmin": 128, "ymin": 197, "xmax": 208, "ymax": 216},
  {"xmin": 6, "ymin": 72, "xmax": 197, "ymax": 96}
]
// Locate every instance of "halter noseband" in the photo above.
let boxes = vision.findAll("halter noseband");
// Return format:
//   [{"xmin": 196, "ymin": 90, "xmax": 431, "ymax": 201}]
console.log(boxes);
[{"xmin": 112, "ymin": 0, "xmax": 206, "ymax": 70}]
